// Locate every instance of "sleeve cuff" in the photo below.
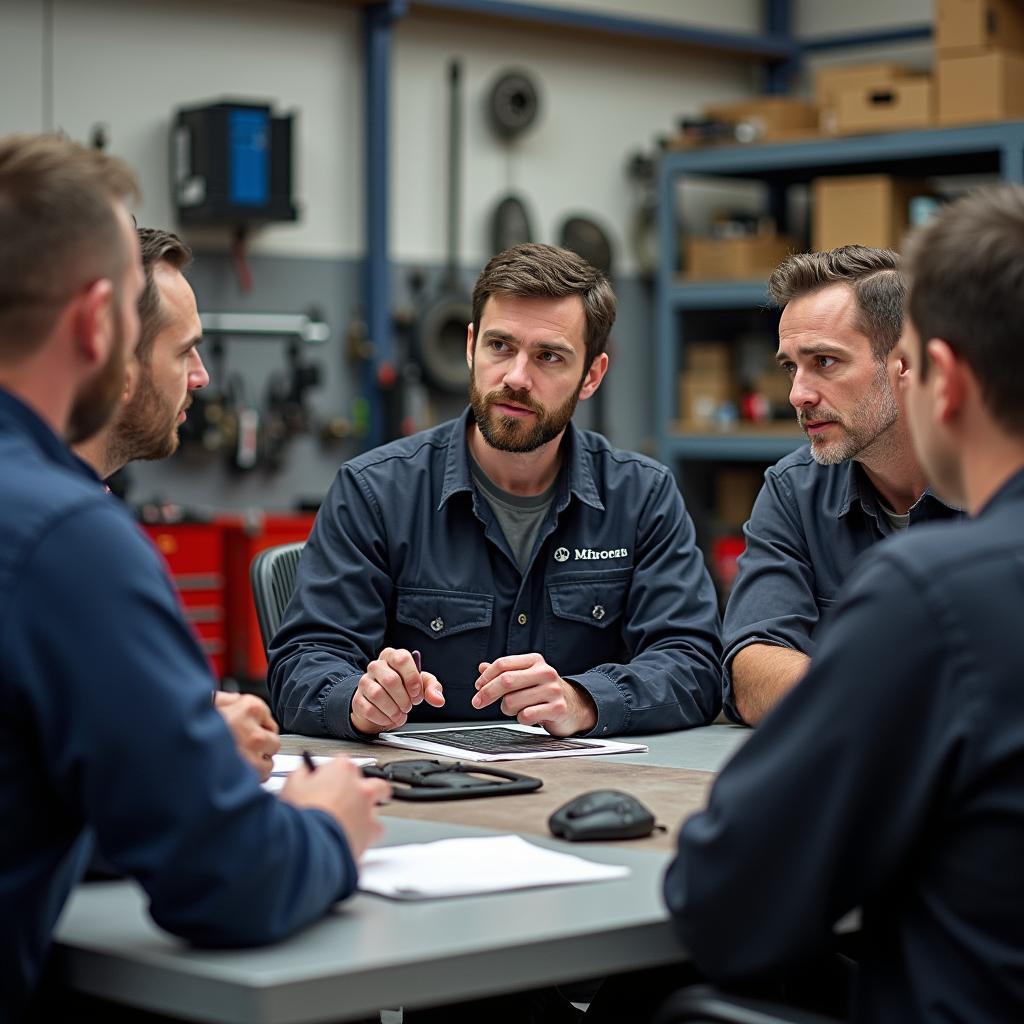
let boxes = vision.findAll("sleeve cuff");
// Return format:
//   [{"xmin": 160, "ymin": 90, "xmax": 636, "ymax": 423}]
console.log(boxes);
[
  {"xmin": 564, "ymin": 669, "xmax": 628, "ymax": 737},
  {"xmin": 322, "ymin": 673, "xmax": 366, "ymax": 741}
]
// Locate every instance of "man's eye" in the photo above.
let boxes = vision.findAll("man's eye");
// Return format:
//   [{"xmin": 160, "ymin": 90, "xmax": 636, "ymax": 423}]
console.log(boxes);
[
  {"xmin": 780, "ymin": 363, "xmax": 796, "ymax": 377},
  {"xmin": 815, "ymin": 355, "xmax": 836, "ymax": 369},
  {"xmin": 490, "ymin": 340, "xmax": 509, "ymax": 352},
  {"xmin": 539, "ymin": 351, "xmax": 561, "ymax": 364}
]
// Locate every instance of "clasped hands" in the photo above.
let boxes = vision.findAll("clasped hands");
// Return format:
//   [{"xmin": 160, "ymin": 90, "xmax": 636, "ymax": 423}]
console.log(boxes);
[{"xmin": 350, "ymin": 649, "xmax": 597, "ymax": 737}]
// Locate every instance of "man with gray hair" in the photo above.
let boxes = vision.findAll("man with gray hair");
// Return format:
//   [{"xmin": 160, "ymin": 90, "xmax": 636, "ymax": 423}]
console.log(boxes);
[
  {"xmin": 662, "ymin": 183, "xmax": 1024, "ymax": 1024},
  {"xmin": 722, "ymin": 245, "xmax": 959, "ymax": 725}
]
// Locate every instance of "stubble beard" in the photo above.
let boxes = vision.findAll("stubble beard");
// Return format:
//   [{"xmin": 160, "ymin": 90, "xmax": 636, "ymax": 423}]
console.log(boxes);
[
  {"xmin": 108, "ymin": 367, "xmax": 186, "ymax": 466},
  {"xmin": 469, "ymin": 375, "xmax": 581, "ymax": 454},
  {"xmin": 802, "ymin": 363, "xmax": 900, "ymax": 466}
]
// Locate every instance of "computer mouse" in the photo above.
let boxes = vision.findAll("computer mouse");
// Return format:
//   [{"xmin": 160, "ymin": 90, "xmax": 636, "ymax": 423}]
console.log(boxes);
[{"xmin": 548, "ymin": 789, "xmax": 656, "ymax": 842}]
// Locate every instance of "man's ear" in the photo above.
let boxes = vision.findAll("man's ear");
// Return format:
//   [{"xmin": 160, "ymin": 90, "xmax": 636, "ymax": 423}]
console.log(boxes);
[
  {"xmin": 121, "ymin": 354, "xmax": 140, "ymax": 402},
  {"xmin": 465, "ymin": 322, "xmax": 475, "ymax": 370},
  {"xmin": 578, "ymin": 352, "xmax": 609, "ymax": 401},
  {"xmin": 72, "ymin": 278, "xmax": 115, "ymax": 367},
  {"xmin": 925, "ymin": 338, "xmax": 965, "ymax": 424}
]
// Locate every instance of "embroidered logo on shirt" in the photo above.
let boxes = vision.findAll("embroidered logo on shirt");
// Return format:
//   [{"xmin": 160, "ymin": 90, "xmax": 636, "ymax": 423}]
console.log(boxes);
[
  {"xmin": 554, "ymin": 546, "xmax": 629, "ymax": 562},
  {"xmin": 574, "ymin": 547, "xmax": 628, "ymax": 561}
]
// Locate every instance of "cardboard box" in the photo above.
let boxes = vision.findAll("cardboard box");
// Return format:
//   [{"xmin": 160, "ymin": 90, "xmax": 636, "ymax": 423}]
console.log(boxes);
[
  {"xmin": 716, "ymin": 468, "xmax": 764, "ymax": 527},
  {"xmin": 702, "ymin": 97, "xmax": 818, "ymax": 142},
  {"xmin": 679, "ymin": 371, "xmax": 735, "ymax": 427},
  {"xmin": 812, "ymin": 175, "xmax": 927, "ymax": 252},
  {"xmin": 684, "ymin": 234, "xmax": 798, "ymax": 281},
  {"xmin": 937, "ymin": 49, "xmax": 1024, "ymax": 123},
  {"xmin": 685, "ymin": 342, "xmax": 732, "ymax": 374},
  {"xmin": 815, "ymin": 63, "xmax": 918, "ymax": 133},
  {"xmin": 935, "ymin": 0, "xmax": 1024, "ymax": 55},
  {"xmin": 834, "ymin": 77, "xmax": 933, "ymax": 134}
]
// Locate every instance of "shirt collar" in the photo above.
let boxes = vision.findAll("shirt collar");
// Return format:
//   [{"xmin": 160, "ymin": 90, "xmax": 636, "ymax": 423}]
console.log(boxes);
[
  {"xmin": 836, "ymin": 458, "xmax": 954, "ymax": 519},
  {"xmin": 438, "ymin": 406, "xmax": 604, "ymax": 512},
  {"xmin": 0, "ymin": 386, "xmax": 100, "ymax": 483}
]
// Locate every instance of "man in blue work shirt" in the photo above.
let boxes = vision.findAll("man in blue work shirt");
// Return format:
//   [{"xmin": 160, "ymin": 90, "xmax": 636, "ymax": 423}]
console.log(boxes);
[
  {"xmin": 270, "ymin": 242, "xmax": 722, "ymax": 741},
  {"xmin": 0, "ymin": 135, "xmax": 389, "ymax": 1018},
  {"xmin": 661, "ymin": 185, "xmax": 1024, "ymax": 1022},
  {"xmin": 75, "ymin": 226, "xmax": 282, "ymax": 783},
  {"xmin": 723, "ymin": 246, "xmax": 957, "ymax": 725}
]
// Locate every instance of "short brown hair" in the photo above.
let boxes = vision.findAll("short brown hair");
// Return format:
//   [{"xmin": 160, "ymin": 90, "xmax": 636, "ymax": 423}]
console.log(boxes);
[
  {"xmin": 136, "ymin": 227, "xmax": 192, "ymax": 363},
  {"xmin": 0, "ymin": 134, "xmax": 139, "ymax": 362},
  {"xmin": 903, "ymin": 185, "xmax": 1024, "ymax": 437},
  {"xmin": 767, "ymin": 245, "xmax": 906, "ymax": 361},
  {"xmin": 471, "ymin": 243, "xmax": 616, "ymax": 371}
]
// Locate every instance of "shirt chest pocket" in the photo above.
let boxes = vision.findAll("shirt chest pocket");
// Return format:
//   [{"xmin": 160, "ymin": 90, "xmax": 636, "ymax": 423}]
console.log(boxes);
[
  {"xmin": 545, "ymin": 573, "xmax": 630, "ymax": 674},
  {"xmin": 393, "ymin": 587, "xmax": 493, "ymax": 689}
]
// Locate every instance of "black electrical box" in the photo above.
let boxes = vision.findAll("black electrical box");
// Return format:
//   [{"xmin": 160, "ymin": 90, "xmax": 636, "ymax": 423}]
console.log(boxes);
[{"xmin": 172, "ymin": 100, "xmax": 298, "ymax": 226}]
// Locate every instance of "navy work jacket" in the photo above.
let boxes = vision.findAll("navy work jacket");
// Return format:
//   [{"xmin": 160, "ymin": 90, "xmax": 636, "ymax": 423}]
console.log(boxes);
[
  {"xmin": 269, "ymin": 410, "xmax": 722, "ymax": 740},
  {"xmin": 722, "ymin": 445, "xmax": 959, "ymax": 722},
  {"xmin": 669, "ymin": 468, "xmax": 1024, "ymax": 1023},
  {"xmin": 0, "ymin": 388, "xmax": 355, "ymax": 1017}
]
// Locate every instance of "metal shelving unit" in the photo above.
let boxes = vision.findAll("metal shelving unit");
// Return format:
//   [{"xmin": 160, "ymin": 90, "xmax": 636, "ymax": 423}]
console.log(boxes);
[{"xmin": 655, "ymin": 120, "xmax": 1024, "ymax": 469}]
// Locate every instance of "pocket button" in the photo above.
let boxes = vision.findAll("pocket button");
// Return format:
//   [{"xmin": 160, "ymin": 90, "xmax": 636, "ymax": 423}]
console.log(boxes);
[
  {"xmin": 591, "ymin": 604, "xmax": 606, "ymax": 621},
  {"xmin": 430, "ymin": 617, "xmax": 444, "ymax": 632}
]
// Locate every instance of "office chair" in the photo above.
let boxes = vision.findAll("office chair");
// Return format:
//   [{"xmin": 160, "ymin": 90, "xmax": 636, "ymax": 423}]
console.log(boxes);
[
  {"xmin": 250, "ymin": 541, "xmax": 305, "ymax": 651},
  {"xmin": 653, "ymin": 985, "xmax": 841, "ymax": 1024}
]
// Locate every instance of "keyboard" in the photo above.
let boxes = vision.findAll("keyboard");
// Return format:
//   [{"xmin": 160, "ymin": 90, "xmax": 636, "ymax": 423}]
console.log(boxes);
[{"xmin": 399, "ymin": 727, "xmax": 602, "ymax": 754}]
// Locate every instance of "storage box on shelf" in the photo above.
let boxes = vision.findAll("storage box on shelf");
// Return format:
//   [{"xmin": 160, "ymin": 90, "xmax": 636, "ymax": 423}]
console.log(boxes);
[
  {"xmin": 701, "ymin": 98, "xmax": 818, "ymax": 144},
  {"xmin": 812, "ymin": 174, "xmax": 930, "ymax": 251},
  {"xmin": 816, "ymin": 63, "xmax": 919, "ymax": 134},
  {"xmin": 684, "ymin": 234, "xmax": 799, "ymax": 281},
  {"xmin": 935, "ymin": 0, "xmax": 1024, "ymax": 55},
  {"xmin": 834, "ymin": 77, "xmax": 934, "ymax": 135},
  {"xmin": 938, "ymin": 50, "xmax": 1024, "ymax": 123}
]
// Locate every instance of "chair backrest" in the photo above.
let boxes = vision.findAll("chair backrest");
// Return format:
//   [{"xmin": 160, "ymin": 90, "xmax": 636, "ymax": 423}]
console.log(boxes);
[{"xmin": 250, "ymin": 541, "xmax": 305, "ymax": 653}]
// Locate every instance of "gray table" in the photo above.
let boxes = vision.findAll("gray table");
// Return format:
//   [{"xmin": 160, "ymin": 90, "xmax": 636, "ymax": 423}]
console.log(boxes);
[{"xmin": 53, "ymin": 724, "xmax": 749, "ymax": 1023}]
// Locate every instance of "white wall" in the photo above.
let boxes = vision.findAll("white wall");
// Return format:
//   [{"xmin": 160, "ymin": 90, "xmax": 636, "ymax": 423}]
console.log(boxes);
[
  {"xmin": 794, "ymin": 0, "xmax": 932, "ymax": 38},
  {"xmin": 1, "ymin": 0, "xmax": 764, "ymax": 273},
  {"xmin": 391, "ymin": 13, "xmax": 759, "ymax": 270}
]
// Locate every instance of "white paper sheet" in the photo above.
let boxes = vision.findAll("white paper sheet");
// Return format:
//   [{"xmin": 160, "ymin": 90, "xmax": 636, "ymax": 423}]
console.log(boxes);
[
  {"xmin": 261, "ymin": 754, "xmax": 376, "ymax": 792},
  {"xmin": 376, "ymin": 723, "xmax": 647, "ymax": 762},
  {"xmin": 357, "ymin": 835, "xmax": 629, "ymax": 899}
]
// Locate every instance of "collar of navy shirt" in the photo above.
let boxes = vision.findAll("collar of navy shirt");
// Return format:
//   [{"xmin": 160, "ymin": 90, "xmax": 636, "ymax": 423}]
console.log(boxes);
[{"xmin": 438, "ymin": 406, "xmax": 604, "ymax": 516}]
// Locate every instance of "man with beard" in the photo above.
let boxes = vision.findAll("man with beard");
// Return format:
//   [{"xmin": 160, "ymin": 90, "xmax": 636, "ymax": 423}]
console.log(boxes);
[
  {"xmin": 0, "ymin": 134, "xmax": 389, "ymax": 1018},
  {"xmin": 74, "ymin": 227, "xmax": 281, "ymax": 783},
  {"xmin": 269, "ymin": 242, "xmax": 722, "ymax": 740},
  {"xmin": 722, "ymin": 246, "xmax": 959, "ymax": 726}
]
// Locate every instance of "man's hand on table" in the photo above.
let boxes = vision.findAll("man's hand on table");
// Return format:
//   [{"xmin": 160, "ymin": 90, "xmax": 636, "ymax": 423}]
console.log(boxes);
[
  {"xmin": 473, "ymin": 653, "xmax": 598, "ymax": 737},
  {"xmin": 280, "ymin": 756, "xmax": 391, "ymax": 859},
  {"xmin": 214, "ymin": 691, "xmax": 280, "ymax": 782},
  {"xmin": 350, "ymin": 647, "xmax": 445, "ymax": 735}
]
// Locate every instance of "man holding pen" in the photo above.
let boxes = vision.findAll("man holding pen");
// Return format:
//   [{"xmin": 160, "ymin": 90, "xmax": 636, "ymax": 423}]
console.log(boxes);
[{"xmin": 0, "ymin": 134, "xmax": 389, "ymax": 1018}]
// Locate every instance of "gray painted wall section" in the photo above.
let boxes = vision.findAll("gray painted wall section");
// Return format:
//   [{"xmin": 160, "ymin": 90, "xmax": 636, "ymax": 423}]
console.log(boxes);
[{"xmin": 123, "ymin": 252, "xmax": 655, "ymax": 513}]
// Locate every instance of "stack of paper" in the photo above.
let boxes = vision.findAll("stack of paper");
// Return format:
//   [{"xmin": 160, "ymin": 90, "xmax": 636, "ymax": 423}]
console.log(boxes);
[
  {"xmin": 357, "ymin": 835, "xmax": 629, "ymax": 899},
  {"xmin": 262, "ymin": 754, "xmax": 375, "ymax": 792}
]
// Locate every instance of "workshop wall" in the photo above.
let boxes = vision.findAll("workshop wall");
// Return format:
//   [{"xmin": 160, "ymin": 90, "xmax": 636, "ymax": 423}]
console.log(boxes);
[{"xmin": 0, "ymin": 0, "xmax": 930, "ymax": 512}]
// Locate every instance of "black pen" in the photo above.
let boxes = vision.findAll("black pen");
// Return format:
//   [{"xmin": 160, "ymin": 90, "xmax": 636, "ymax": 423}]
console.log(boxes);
[
  {"xmin": 301, "ymin": 750, "xmax": 317, "ymax": 773},
  {"xmin": 412, "ymin": 649, "xmax": 422, "ymax": 672}
]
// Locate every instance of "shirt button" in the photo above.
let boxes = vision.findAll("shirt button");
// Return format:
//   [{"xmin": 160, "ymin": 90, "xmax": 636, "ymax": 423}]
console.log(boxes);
[
  {"xmin": 430, "ymin": 617, "xmax": 444, "ymax": 632},
  {"xmin": 517, "ymin": 612, "xmax": 528, "ymax": 626},
  {"xmin": 591, "ymin": 605, "xmax": 605, "ymax": 621}
]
